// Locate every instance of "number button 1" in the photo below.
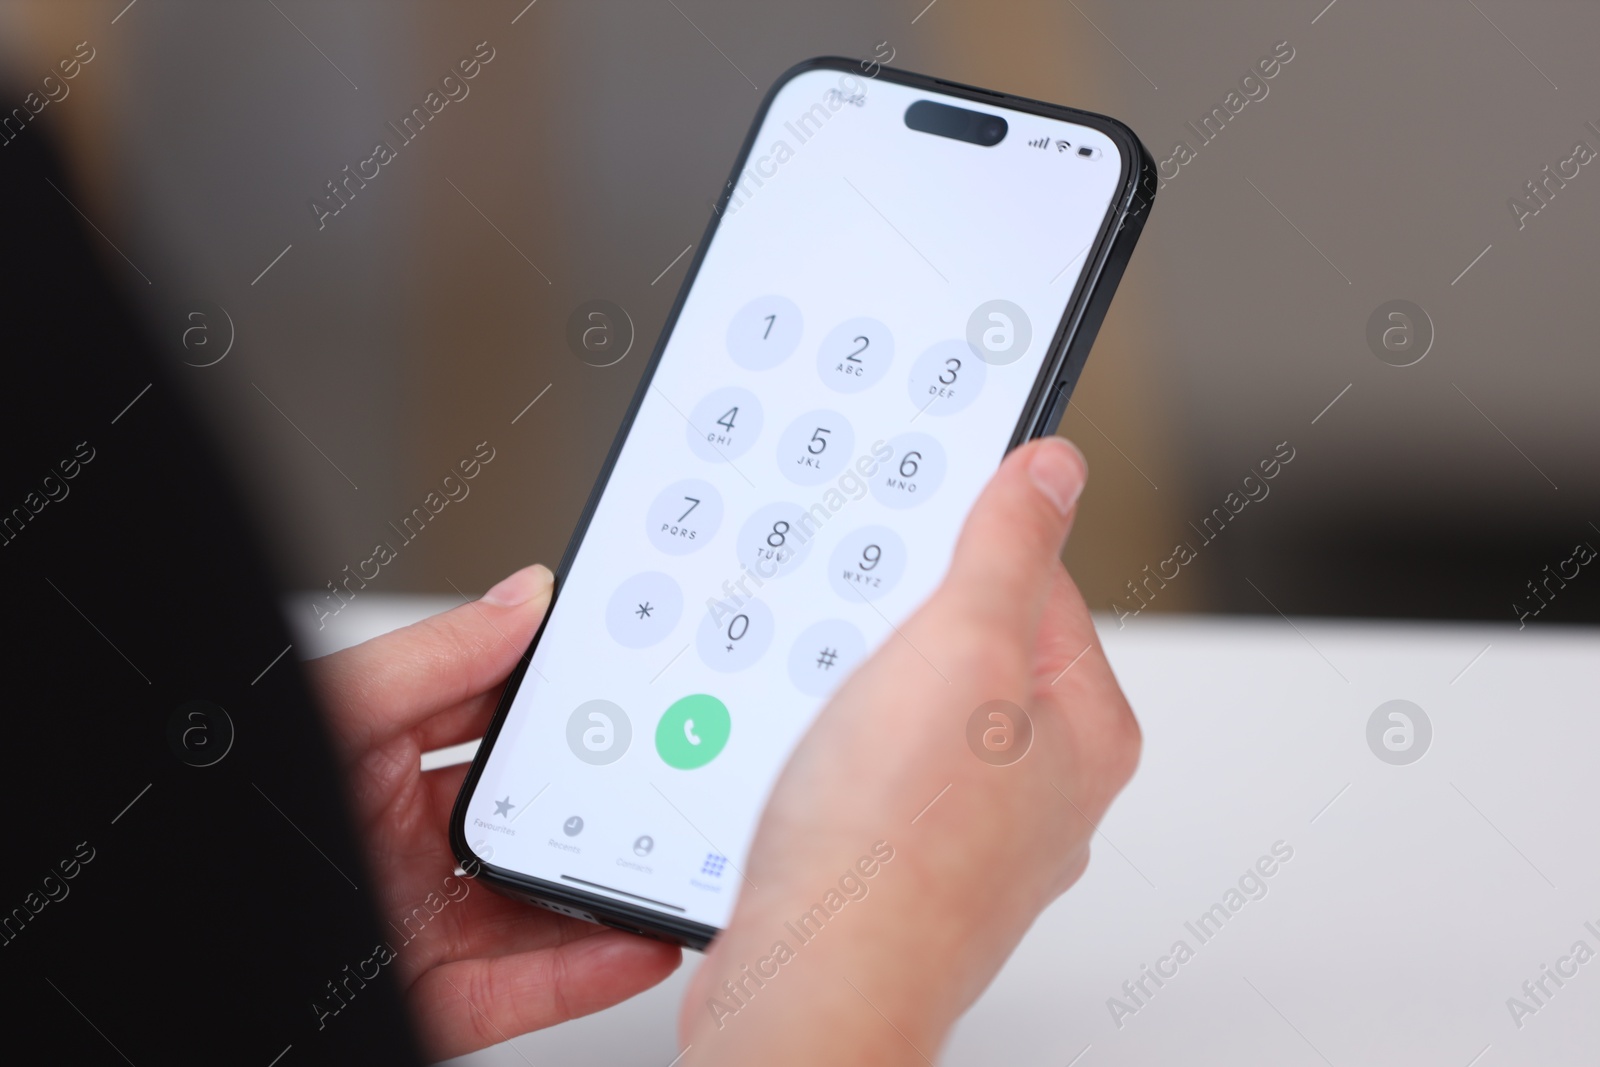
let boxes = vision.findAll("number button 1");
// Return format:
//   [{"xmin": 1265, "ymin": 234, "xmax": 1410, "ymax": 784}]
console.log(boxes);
[{"xmin": 727, "ymin": 295, "xmax": 803, "ymax": 371}]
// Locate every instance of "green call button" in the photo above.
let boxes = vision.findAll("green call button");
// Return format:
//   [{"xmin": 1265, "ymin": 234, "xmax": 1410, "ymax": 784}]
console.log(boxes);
[{"xmin": 655, "ymin": 694, "xmax": 731, "ymax": 770}]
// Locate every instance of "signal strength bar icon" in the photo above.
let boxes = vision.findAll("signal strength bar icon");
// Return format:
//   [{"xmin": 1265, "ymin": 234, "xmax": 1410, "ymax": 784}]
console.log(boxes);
[{"xmin": 1027, "ymin": 136, "xmax": 1049, "ymax": 150}]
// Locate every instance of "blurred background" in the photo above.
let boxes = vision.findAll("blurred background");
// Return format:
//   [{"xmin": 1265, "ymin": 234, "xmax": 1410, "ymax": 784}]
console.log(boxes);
[{"xmin": 3, "ymin": 0, "xmax": 1596, "ymax": 627}]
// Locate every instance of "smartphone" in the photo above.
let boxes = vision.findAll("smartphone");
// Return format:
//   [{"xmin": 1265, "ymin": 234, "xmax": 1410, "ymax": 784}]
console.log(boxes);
[{"xmin": 450, "ymin": 57, "xmax": 1156, "ymax": 948}]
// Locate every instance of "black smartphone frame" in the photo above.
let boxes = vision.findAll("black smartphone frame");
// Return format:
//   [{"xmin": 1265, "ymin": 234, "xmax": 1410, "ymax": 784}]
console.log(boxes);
[{"xmin": 450, "ymin": 55, "xmax": 1157, "ymax": 951}]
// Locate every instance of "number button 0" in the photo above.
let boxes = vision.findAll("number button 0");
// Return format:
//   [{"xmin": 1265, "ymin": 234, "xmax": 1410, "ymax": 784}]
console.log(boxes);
[
  {"xmin": 907, "ymin": 339, "xmax": 986, "ymax": 417},
  {"xmin": 696, "ymin": 597, "xmax": 775, "ymax": 672},
  {"xmin": 646, "ymin": 479, "xmax": 723, "ymax": 555},
  {"xmin": 727, "ymin": 295, "xmax": 803, "ymax": 371},
  {"xmin": 736, "ymin": 502, "xmax": 816, "ymax": 580},
  {"xmin": 776, "ymin": 409, "xmax": 857, "ymax": 486},
  {"xmin": 816, "ymin": 317, "xmax": 894, "ymax": 394},
  {"xmin": 687, "ymin": 386, "xmax": 763, "ymax": 462},
  {"xmin": 828, "ymin": 525, "xmax": 908, "ymax": 602},
  {"xmin": 869, "ymin": 433, "xmax": 948, "ymax": 509}
]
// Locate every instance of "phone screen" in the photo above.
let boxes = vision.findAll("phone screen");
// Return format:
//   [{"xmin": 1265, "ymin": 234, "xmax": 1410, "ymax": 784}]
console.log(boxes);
[{"xmin": 463, "ymin": 66, "xmax": 1127, "ymax": 930}]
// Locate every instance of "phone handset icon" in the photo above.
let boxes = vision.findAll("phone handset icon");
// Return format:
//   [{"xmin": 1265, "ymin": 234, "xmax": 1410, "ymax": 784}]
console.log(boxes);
[{"xmin": 656, "ymin": 694, "xmax": 729, "ymax": 770}]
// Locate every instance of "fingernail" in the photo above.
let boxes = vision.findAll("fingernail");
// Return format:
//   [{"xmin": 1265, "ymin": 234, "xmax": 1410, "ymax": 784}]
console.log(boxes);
[
  {"xmin": 1028, "ymin": 437, "xmax": 1088, "ymax": 516},
  {"xmin": 482, "ymin": 564, "xmax": 552, "ymax": 607}
]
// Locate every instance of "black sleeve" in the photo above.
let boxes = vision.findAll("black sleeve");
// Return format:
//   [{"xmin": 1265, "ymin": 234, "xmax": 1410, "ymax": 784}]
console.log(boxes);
[{"xmin": 0, "ymin": 131, "xmax": 422, "ymax": 1064}]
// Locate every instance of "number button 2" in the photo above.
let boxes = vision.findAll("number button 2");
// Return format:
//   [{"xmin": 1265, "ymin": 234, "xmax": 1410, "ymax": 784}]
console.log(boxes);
[{"xmin": 817, "ymin": 317, "xmax": 894, "ymax": 394}]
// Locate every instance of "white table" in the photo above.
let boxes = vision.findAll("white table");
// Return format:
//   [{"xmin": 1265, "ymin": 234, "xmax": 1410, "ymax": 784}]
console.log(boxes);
[{"xmin": 293, "ymin": 599, "xmax": 1600, "ymax": 1066}]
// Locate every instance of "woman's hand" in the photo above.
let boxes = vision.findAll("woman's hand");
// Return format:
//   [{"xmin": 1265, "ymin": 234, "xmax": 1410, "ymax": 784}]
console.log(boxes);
[
  {"xmin": 308, "ymin": 566, "xmax": 681, "ymax": 1061},
  {"xmin": 680, "ymin": 437, "xmax": 1141, "ymax": 1066}
]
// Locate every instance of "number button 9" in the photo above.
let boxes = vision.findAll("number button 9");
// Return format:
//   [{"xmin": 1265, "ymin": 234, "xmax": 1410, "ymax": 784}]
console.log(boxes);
[{"xmin": 828, "ymin": 525, "xmax": 908, "ymax": 602}]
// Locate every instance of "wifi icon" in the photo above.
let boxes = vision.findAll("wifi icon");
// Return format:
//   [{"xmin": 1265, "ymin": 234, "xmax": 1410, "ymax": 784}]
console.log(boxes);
[
  {"xmin": 1055, "ymin": 139, "xmax": 1073, "ymax": 152},
  {"xmin": 1027, "ymin": 136, "xmax": 1049, "ymax": 150}
]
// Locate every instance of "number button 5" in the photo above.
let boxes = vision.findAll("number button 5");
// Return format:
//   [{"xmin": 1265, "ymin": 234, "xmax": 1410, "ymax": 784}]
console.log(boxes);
[{"xmin": 777, "ymin": 409, "xmax": 857, "ymax": 486}]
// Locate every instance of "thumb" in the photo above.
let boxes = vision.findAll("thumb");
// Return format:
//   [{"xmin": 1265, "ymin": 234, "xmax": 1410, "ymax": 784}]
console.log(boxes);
[
  {"xmin": 311, "ymin": 564, "xmax": 553, "ymax": 757},
  {"xmin": 936, "ymin": 437, "xmax": 1087, "ymax": 649}
]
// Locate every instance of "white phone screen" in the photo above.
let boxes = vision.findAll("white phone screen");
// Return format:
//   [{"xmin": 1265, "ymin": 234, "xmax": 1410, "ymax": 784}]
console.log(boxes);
[{"xmin": 465, "ymin": 68, "xmax": 1125, "ymax": 929}]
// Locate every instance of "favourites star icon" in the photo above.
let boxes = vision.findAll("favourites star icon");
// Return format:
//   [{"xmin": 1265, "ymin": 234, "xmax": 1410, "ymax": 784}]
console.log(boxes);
[{"xmin": 494, "ymin": 796, "xmax": 514, "ymax": 817}]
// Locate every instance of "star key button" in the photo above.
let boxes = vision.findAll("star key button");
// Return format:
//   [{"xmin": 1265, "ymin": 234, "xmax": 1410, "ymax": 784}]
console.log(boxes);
[{"xmin": 606, "ymin": 572, "xmax": 683, "ymax": 649}]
